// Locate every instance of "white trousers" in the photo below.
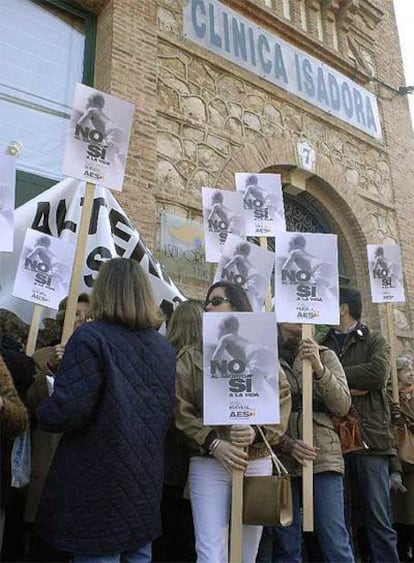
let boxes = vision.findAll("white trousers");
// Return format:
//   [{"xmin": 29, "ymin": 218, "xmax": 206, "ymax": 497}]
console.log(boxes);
[{"xmin": 189, "ymin": 456, "xmax": 272, "ymax": 563}]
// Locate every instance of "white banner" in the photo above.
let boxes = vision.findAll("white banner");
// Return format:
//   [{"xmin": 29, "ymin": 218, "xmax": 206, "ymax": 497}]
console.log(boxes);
[
  {"xmin": 0, "ymin": 153, "xmax": 16, "ymax": 252},
  {"xmin": 203, "ymin": 312, "xmax": 279, "ymax": 425},
  {"xmin": 367, "ymin": 244, "xmax": 405, "ymax": 303},
  {"xmin": 12, "ymin": 229, "xmax": 75, "ymax": 310},
  {"xmin": 0, "ymin": 178, "xmax": 184, "ymax": 323},
  {"xmin": 62, "ymin": 84, "xmax": 135, "ymax": 191},
  {"xmin": 235, "ymin": 173, "xmax": 286, "ymax": 237},
  {"xmin": 214, "ymin": 234, "xmax": 274, "ymax": 311},
  {"xmin": 275, "ymin": 232, "xmax": 339, "ymax": 324},
  {"xmin": 202, "ymin": 187, "xmax": 245, "ymax": 262}
]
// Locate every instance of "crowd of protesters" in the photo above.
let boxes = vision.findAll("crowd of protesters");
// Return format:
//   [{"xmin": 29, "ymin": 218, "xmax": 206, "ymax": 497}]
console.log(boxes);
[{"xmin": 0, "ymin": 258, "xmax": 413, "ymax": 563}]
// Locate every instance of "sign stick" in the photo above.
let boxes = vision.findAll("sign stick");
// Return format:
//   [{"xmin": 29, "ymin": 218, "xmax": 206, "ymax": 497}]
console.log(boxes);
[
  {"xmin": 260, "ymin": 237, "xmax": 273, "ymax": 311},
  {"xmin": 229, "ymin": 236, "xmax": 271, "ymax": 563},
  {"xmin": 230, "ymin": 468, "xmax": 243, "ymax": 563},
  {"xmin": 386, "ymin": 302, "xmax": 399, "ymax": 404},
  {"xmin": 61, "ymin": 182, "xmax": 95, "ymax": 344},
  {"xmin": 25, "ymin": 303, "xmax": 42, "ymax": 356},
  {"xmin": 302, "ymin": 323, "xmax": 314, "ymax": 532}
]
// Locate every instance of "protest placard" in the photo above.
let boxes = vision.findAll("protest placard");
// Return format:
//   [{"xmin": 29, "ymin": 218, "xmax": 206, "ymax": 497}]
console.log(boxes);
[
  {"xmin": 214, "ymin": 234, "xmax": 274, "ymax": 311},
  {"xmin": 275, "ymin": 232, "xmax": 339, "ymax": 325},
  {"xmin": 203, "ymin": 312, "xmax": 279, "ymax": 425},
  {"xmin": 202, "ymin": 187, "xmax": 245, "ymax": 262},
  {"xmin": 367, "ymin": 244, "xmax": 405, "ymax": 303},
  {"xmin": 235, "ymin": 172, "xmax": 286, "ymax": 237},
  {"xmin": 367, "ymin": 243, "xmax": 405, "ymax": 404},
  {"xmin": 62, "ymin": 84, "xmax": 134, "ymax": 191},
  {"xmin": 12, "ymin": 229, "xmax": 75, "ymax": 310}
]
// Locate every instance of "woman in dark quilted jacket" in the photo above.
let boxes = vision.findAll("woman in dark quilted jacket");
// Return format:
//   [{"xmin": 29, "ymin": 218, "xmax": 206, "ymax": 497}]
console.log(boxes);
[{"xmin": 35, "ymin": 258, "xmax": 176, "ymax": 563}]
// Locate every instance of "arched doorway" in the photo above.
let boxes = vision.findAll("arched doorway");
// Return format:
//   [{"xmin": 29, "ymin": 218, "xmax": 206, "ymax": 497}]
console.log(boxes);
[{"xmin": 251, "ymin": 189, "xmax": 350, "ymax": 286}]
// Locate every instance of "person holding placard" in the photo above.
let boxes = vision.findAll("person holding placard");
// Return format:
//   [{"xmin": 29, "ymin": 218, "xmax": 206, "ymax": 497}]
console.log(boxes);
[
  {"xmin": 34, "ymin": 259, "xmax": 176, "ymax": 563},
  {"xmin": 389, "ymin": 354, "xmax": 414, "ymax": 562},
  {"xmin": 259, "ymin": 323, "xmax": 354, "ymax": 563},
  {"xmin": 175, "ymin": 281, "xmax": 291, "ymax": 563},
  {"xmin": 152, "ymin": 300, "xmax": 201, "ymax": 563},
  {"xmin": 24, "ymin": 293, "xmax": 90, "ymax": 562},
  {"xmin": 321, "ymin": 287, "xmax": 399, "ymax": 563}
]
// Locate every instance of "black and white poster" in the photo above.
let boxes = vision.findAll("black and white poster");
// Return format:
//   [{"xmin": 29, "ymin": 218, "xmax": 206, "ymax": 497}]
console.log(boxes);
[
  {"xmin": 213, "ymin": 234, "xmax": 274, "ymax": 311},
  {"xmin": 275, "ymin": 232, "xmax": 339, "ymax": 324},
  {"xmin": 62, "ymin": 84, "xmax": 135, "ymax": 191},
  {"xmin": 0, "ymin": 154, "xmax": 16, "ymax": 252},
  {"xmin": 202, "ymin": 187, "xmax": 245, "ymax": 262},
  {"xmin": 367, "ymin": 244, "xmax": 405, "ymax": 303},
  {"xmin": 12, "ymin": 229, "xmax": 75, "ymax": 309},
  {"xmin": 235, "ymin": 172, "xmax": 286, "ymax": 237},
  {"xmin": 203, "ymin": 312, "xmax": 279, "ymax": 425}
]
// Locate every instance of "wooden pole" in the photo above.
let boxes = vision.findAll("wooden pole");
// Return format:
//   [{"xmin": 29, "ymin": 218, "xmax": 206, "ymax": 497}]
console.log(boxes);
[
  {"xmin": 260, "ymin": 237, "xmax": 273, "ymax": 311},
  {"xmin": 302, "ymin": 323, "xmax": 314, "ymax": 532},
  {"xmin": 25, "ymin": 303, "xmax": 42, "ymax": 356},
  {"xmin": 230, "ymin": 468, "xmax": 244, "ymax": 563},
  {"xmin": 229, "ymin": 236, "xmax": 270, "ymax": 562},
  {"xmin": 386, "ymin": 302, "xmax": 399, "ymax": 404},
  {"xmin": 61, "ymin": 182, "xmax": 95, "ymax": 344}
]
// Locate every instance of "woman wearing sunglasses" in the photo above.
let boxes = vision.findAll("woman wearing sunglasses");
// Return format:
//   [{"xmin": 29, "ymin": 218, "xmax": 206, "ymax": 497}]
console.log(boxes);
[{"xmin": 175, "ymin": 281, "xmax": 291, "ymax": 563}]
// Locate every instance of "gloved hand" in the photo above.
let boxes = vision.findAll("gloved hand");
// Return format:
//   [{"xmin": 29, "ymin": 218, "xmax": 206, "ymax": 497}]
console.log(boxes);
[{"xmin": 389, "ymin": 472, "xmax": 407, "ymax": 493}]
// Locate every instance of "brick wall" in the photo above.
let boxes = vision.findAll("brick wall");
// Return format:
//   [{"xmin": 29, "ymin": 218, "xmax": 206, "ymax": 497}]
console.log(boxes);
[{"xmin": 81, "ymin": 0, "xmax": 414, "ymax": 345}]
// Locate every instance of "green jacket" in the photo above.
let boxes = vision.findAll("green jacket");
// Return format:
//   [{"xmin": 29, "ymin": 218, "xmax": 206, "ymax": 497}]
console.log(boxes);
[
  {"xmin": 277, "ymin": 347, "xmax": 351, "ymax": 477},
  {"xmin": 321, "ymin": 323, "xmax": 395, "ymax": 455}
]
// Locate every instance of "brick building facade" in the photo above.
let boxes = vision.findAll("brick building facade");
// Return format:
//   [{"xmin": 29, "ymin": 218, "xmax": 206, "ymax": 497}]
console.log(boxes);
[{"xmin": 5, "ymin": 0, "xmax": 414, "ymax": 349}]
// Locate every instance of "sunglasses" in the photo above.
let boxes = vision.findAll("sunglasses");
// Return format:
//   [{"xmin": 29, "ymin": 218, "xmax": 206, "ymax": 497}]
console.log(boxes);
[{"xmin": 205, "ymin": 296, "xmax": 232, "ymax": 308}]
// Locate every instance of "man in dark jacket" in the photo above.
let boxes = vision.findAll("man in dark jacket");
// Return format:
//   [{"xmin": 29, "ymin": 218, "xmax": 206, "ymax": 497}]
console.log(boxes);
[{"xmin": 321, "ymin": 287, "xmax": 399, "ymax": 563}]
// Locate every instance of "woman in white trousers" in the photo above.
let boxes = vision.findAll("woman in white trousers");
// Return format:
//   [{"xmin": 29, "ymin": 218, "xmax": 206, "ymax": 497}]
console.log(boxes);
[{"xmin": 174, "ymin": 281, "xmax": 291, "ymax": 563}]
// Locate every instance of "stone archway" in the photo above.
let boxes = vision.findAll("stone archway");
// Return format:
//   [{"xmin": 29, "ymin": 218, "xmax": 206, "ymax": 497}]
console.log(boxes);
[{"xmin": 214, "ymin": 133, "xmax": 382, "ymax": 327}]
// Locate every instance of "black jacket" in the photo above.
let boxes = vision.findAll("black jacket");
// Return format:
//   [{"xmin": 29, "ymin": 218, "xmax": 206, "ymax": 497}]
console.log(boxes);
[{"xmin": 35, "ymin": 320, "xmax": 176, "ymax": 553}]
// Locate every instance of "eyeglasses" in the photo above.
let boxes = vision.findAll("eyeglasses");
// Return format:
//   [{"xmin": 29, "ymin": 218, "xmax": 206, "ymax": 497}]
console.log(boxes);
[{"xmin": 205, "ymin": 296, "xmax": 232, "ymax": 308}]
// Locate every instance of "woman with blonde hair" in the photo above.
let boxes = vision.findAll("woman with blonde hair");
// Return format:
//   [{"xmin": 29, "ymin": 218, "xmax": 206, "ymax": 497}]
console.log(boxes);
[
  {"xmin": 153, "ymin": 300, "xmax": 203, "ymax": 562},
  {"xmin": 35, "ymin": 258, "xmax": 176, "ymax": 563},
  {"xmin": 391, "ymin": 354, "xmax": 414, "ymax": 562}
]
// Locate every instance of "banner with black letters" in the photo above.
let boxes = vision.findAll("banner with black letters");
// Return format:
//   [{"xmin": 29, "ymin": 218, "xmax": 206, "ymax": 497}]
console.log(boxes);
[{"xmin": 0, "ymin": 178, "xmax": 184, "ymax": 323}]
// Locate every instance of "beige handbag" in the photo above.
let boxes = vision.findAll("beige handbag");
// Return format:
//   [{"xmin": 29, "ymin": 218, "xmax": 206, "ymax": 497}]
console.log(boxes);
[
  {"xmin": 243, "ymin": 427, "xmax": 293, "ymax": 527},
  {"xmin": 394, "ymin": 423, "xmax": 414, "ymax": 465}
]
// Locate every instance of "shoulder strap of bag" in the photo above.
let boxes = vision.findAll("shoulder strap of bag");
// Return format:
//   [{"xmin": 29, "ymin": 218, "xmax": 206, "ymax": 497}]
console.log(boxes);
[{"xmin": 255, "ymin": 425, "xmax": 289, "ymax": 477}]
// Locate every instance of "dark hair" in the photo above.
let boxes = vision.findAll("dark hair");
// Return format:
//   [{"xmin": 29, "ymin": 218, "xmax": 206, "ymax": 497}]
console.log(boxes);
[
  {"xmin": 375, "ymin": 246, "xmax": 384, "ymax": 257},
  {"xmin": 57, "ymin": 293, "xmax": 90, "ymax": 325},
  {"xmin": 290, "ymin": 234, "xmax": 306, "ymax": 249},
  {"xmin": 88, "ymin": 93, "xmax": 105, "ymax": 108},
  {"xmin": 339, "ymin": 287, "xmax": 362, "ymax": 321},
  {"xmin": 235, "ymin": 242, "xmax": 251, "ymax": 256},
  {"xmin": 246, "ymin": 175, "xmax": 258, "ymax": 185},
  {"xmin": 36, "ymin": 236, "xmax": 51, "ymax": 247},
  {"xmin": 222, "ymin": 315, "xmax": 240, "ymax": 333},
  {"xmin": 212, "ymin": 191, "xmax": 223, "ymax": 204},
  {"xmin": 205, "ymin": 281, "xmax": 253, "ymax": 312}
]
